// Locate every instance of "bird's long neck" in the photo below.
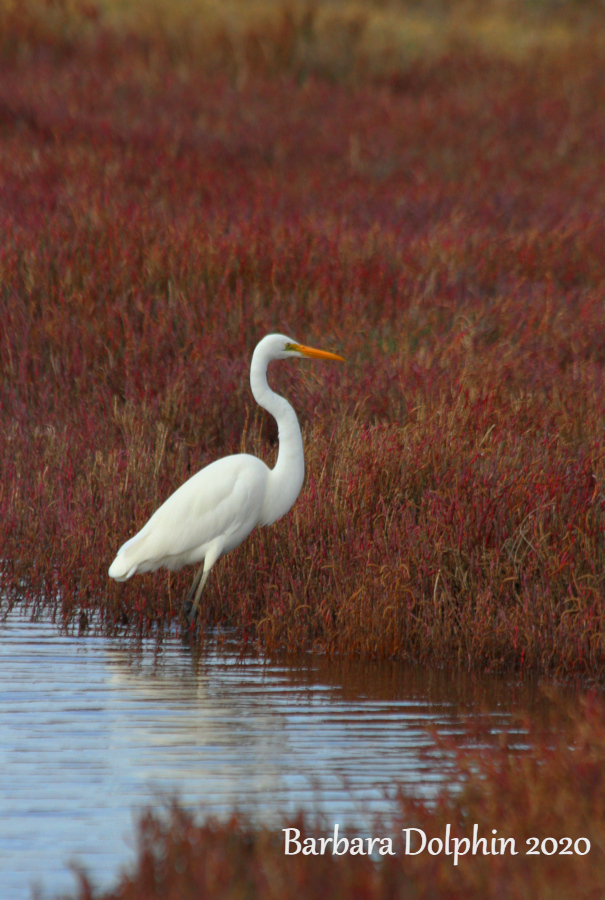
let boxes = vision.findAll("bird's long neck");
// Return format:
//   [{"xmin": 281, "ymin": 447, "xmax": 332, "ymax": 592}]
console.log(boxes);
[{"xmin": 250, "ymin": 347, "xmax": 305, "ymax": 526}]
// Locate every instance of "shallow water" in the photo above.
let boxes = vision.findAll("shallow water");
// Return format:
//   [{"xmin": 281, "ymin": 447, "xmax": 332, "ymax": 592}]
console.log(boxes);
[{"xmin": 0, "ymin": 610, "xmax": 568, "ymax": 899}]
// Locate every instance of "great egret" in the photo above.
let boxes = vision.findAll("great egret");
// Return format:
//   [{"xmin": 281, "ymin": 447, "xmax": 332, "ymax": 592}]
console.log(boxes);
[{"xmin": 108, "ymin": 333, "xmax": 344, "ymax": 622}]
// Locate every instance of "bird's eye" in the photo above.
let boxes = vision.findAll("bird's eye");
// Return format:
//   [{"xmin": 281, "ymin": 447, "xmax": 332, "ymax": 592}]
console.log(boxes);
[{"xmin": 284, "ymin": 343, "xmax": 297, "ymax": 352}]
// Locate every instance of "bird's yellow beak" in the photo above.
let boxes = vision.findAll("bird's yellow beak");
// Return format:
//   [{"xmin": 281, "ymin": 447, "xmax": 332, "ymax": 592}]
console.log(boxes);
[{"xmin": 291, "ymin": 343, "xmax": 345, "ymax": 362}]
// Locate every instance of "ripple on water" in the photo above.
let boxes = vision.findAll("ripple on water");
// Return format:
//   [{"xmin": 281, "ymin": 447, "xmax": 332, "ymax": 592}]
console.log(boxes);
[{"xmin": 0, "ymin": 609, "xmax": 559, "ymax": 899}]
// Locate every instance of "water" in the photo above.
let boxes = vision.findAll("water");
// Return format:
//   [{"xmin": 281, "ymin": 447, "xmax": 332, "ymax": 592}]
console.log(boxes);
[{"xmin": 0, "ymin": 610, "xmax": 564, "ymax": 899}]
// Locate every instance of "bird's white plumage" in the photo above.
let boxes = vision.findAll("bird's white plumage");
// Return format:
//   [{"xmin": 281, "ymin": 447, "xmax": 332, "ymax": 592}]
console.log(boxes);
[
  {"xmin": 108, "ymin": 333, "xmax": 344, "ymax": 619},
  {"xmin": 108, "ymin": 454, "xmax": 269, "ymax": 579}
]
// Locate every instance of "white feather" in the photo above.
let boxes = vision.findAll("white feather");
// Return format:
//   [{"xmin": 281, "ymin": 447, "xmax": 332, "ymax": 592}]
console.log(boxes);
[{"xmin": 108, "ymin": 333, "xmax": 343, "ymax": 617}]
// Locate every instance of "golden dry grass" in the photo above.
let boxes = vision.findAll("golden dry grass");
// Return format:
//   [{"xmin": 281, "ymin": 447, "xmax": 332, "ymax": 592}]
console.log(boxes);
[{"xmin": 2, "ymin": 0, "xmax": 605, "ymax": 80}]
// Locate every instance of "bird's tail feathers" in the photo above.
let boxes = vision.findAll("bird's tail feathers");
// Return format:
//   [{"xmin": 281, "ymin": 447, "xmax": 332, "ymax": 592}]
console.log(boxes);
[{"xmin": 108, "ymin": 532, "xmax": 148, "ymax": 581}]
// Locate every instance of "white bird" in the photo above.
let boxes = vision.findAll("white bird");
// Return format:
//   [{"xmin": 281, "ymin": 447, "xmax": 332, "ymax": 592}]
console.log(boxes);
[{"xmin": 108, "ymin": 333, "xmax": 344, "ymax": 622}]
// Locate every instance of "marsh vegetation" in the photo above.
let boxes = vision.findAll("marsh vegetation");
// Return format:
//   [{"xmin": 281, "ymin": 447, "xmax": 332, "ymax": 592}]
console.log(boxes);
[{"xmin": 0, "ymin": 1, "xmax": 604, "ymax": 896}]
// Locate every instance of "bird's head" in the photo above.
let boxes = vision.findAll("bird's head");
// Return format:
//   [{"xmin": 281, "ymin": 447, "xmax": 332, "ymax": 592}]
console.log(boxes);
[{"xmin": 258, "ymin": 333, "xmax": 345, "ymax": 363}]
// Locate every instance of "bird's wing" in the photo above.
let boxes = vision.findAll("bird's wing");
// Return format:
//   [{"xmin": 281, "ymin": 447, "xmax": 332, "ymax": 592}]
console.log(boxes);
[{"xmin": 122, "ymin": 454, "xmax": 268, "ymax": 568}]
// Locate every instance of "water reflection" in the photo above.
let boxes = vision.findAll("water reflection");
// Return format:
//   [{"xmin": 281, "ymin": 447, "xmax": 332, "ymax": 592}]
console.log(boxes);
[{"xmin": 0, "ymin": 610, "xmax": 570, "ymax": 899}]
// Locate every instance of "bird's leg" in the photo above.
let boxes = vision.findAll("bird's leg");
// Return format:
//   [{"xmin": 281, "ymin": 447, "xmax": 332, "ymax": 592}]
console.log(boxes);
[
  {"xmin": 185, "ymin": 564, "xmax": 205, "ymax": 605},
  {"xmin": 188, "ymin": 569, "xmax": 210, "ymax": 623},
  {"xmin": 182, "ymin": 565, "xmax": 204, "ymax": 623},
  {"xmin": 184, "ymin": 543, "xmax": 222, "ymax": 624}
]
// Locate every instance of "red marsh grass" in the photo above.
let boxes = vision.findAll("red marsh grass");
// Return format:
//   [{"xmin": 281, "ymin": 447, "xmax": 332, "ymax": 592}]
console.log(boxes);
[
  {"xmin": 71, "ymin": 694, "xmax": 605, "ymax": 900},
  {"xmin": 0, "ymin": 7, "xmax": 605, "ymax": 677}
]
